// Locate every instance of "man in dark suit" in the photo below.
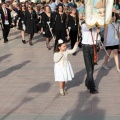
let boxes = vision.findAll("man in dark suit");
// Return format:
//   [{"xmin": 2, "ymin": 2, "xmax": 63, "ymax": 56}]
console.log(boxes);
[{"xmin": 0, "ymin": 2, "xmax": 11, "ymax": 43}]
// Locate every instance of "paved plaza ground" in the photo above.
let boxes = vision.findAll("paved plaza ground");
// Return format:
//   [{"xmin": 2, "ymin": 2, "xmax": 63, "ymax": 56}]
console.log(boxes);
[{"xmin": 0, "ymin": 28, "xmax": 120, "ymax": 120}]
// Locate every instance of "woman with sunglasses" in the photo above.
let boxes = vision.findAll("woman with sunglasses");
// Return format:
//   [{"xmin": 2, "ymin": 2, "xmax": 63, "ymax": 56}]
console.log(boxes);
[
  {"xmin": 41, "ymin": 5, "xmax": 53, "ymax": 50},
  {"xmin": 17, "ymin": 3, "xmax": 26, "ymax": 44},
  {"xmin": 24, "ymin": 3, "xmax": 38, "ymax": 46}
]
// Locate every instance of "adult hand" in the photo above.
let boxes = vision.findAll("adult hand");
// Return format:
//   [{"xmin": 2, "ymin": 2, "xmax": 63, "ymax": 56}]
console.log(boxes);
[
  {"xmin": 75, "ymin": 41, "xmax": 79, "ymax": 45},
  {"xmin": 96, "ymin": 28, "xmax": 100, "ymax": 33},
  {"xmin": 50, "ymin": 28, "xmax": 52, "ymax": 32}
]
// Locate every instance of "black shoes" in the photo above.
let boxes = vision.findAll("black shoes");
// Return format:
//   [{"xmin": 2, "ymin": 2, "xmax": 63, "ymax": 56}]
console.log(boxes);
[
  {"xmin": 4, "ymin": 39, "xmax": 8, "ymax": 43},
  {"xmin": 72, "ymin": 52, "xmax": 77, "ymax": 56},
  {"xmin": 29, "ymin": 42, "xmax": 33, "ymax": 46},
  {"xmin": 4, "ymin": 41, "xmax": 8, "ymax": 43},
  {"xmin": 85, "ymin": 84, "xmax": 98, "ymax": 94},
  {"xmin": 85, "ymin": 83, "xmax": 90, "ymax": 90},
  {"xmin": 90, "ymin": 88, "xmax": 99, "ymax": 94},
  {"xmin": 22, "ymin": 40, "xmax": 26, "ymax": 44},
  {"xmin": 46, "ymin": 43, "xmax": 51, "ymax": 50},
  {"xmin": 48, "ymin": 47, "xmax": 51, "ymax": 50}
]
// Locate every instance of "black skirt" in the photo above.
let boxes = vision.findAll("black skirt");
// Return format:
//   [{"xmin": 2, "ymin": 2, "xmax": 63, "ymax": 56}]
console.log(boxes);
[
  {"xmin": 106, "ymin": 45, "xmax": 119, "ymax": 50},
  {"xmin": 25, "ymin": 18, "xmax": 38, "ymax": 34},
  {"xmin": 44, "ymin": 27, "xmax": 52, "ymax": 38},
  {"xmin": 37, "ymin": 23, "xmax": 42, "ymax": 31},
  {"xmin": 18, "ymin": 20, "xmax": 23, "ymax": 30}
]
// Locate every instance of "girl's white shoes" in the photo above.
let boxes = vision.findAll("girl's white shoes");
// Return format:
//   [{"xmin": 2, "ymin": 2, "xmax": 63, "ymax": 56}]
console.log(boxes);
[
  {"xmin": 60, "ymin": 89, "xmax": 68, "ymax": 96},
  {"xmin": 60, "ymin": 92, "xmax": 65, "ymax": 96}
]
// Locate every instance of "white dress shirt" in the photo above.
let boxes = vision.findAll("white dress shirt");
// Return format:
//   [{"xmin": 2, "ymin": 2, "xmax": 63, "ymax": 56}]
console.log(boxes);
[
  {"xmin": 81, "ymin": 24, "xmax": 101, "ymax": 45},
  {"xmin": 2, "ymin": 8, "xmax": 9, "ymax": 25}
]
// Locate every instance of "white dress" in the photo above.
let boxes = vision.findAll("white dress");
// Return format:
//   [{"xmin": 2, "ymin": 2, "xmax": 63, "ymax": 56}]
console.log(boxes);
[
  {"xmin": 106, "ymin": 22, "xmax": 119, "ymax": 46},
  {"xmin": 54, "ymin": 44, "xmax": 78, "ymax": 82}
]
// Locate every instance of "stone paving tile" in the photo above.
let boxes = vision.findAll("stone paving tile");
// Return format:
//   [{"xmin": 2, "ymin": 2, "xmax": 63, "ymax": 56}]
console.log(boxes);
[{"xmin": 0, "ymin": 29, "xmax": 120, "ymax": 119}]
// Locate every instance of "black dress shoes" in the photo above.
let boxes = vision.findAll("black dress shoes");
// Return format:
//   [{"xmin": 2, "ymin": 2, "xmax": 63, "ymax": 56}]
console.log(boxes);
[
  {"xmin": 85, "ymin": 83, "xmax": 90, "ymax": 90},
  {"xmin": 22, "ymin": 40, "xmax": 26, "ymax": 44},
  {"xmin": 90, "ymin": 88, "xmax": 99, "ymax": 94},
  {"xmin": 72, "ymin": 52, "xmax": 77, "ymax": 56},
  {"xmin": 4, "ymin": 41, "xmax": 8, "ymax": 43},
  {"xmin": 29, "ymin": 42, "xmax": 33, "ymax": 46}
]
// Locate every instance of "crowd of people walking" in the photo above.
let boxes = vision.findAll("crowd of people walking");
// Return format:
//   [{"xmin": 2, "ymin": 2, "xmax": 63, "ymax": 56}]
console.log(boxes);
[{"xmin": 0, "ymin": 0, "xmax": 120, "ymax": 95}]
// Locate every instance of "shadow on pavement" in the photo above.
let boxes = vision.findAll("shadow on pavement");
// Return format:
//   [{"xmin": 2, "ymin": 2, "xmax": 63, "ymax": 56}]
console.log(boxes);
[
  {"xmin": 28, "ymin": 82, "xmax": 51, "ymax": 93},
  {"xmin": 0, "ymin": 82, "xmax": 51, "ymax": 120},
  {"xmin": 0, "ymin": 54, "xmax": 12, "ymax": 62},
  {"xmin": 9, "ymin": 31, "xmax": 20, "ymax": 37},
  {"xmin": 0, "ymin": 60, "xmax": 30, "ymax": 78},
  {"xmin": 95, "ymin": 58, "xmax": 115, "ymax": 88},
  {"xmin": 59, "ymin": 92, "xmax": 105, "ymax": 120},
  {"xmin": 66, "ymin": 68, "xmax": 86, "ymax": 91}
]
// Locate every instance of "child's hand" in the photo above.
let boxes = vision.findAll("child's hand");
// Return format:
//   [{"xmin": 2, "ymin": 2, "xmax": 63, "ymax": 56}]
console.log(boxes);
[{"xmin": 75, "ymin": 41, "xmax": 79, "ymax": 45}]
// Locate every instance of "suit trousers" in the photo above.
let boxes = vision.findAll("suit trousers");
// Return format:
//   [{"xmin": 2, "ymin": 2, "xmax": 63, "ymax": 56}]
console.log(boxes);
[
  {"xmin": 2, "ymin": 24, "xmax": 10, "ymax": 42},
  {"xmin": 82, "ymin": 44, "xmax": 96, "ymax": 89}
]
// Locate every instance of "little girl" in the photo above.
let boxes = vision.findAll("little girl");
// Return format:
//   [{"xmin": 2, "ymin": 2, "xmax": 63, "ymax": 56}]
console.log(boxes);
[{"xmin": 54, "ymin": 39, "xmax": 79, "ymax": 96}]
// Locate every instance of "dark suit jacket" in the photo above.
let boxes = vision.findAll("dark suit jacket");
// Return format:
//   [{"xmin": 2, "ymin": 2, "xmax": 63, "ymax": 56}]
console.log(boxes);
[{"xmin": 0, "ymin": 8, "xmax": 12, "ymax": 25}]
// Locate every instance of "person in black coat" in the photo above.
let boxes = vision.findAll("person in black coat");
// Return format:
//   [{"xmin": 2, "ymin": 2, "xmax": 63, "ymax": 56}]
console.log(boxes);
[
  {"xmin": 37, "ymin": 12, "xmax": 44, "ymax": 33},
  {"xmin": 41, "ymin": 5, "xmax": 53, "ymax": 50},
  {"xmin": 0, "ymin": 2, "xmax": 12, "ymax": 43},
  {"xmin": 17, "ymin": 3, "xmax": 26, "ymax": 44},
  {"xmin": 67, "ymin": 8, "xmax": 79, "ymax": 55},
  {"xmin": 51, "ymin": 5, "xmax": 69, "ymax": 51},
  {"xmin": 24, "ymin": 3, "xmax": 38, "ymax": 46}
]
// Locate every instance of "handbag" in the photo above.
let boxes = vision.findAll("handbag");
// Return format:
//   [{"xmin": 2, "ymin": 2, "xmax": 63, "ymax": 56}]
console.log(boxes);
[{"xmin": 90, "ymin": 29, "xmax": 99, "ymax": 64}]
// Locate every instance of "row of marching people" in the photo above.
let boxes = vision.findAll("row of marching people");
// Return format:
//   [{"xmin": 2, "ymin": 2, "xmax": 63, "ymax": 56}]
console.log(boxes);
[
  {"xmin": 0, "ymin": 1, "xmax": 80, "ymax": 52},
  {"xmin": 0, "ymin": 1, "xmax": 120, "ymax": 95},
  {"xmin": 40, "ymin": 5, "xmax": 79, "ymax": 52}
]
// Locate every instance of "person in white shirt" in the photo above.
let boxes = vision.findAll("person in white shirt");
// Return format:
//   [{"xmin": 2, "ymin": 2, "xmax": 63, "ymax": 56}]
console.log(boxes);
[
  {"xmin": 103, "ymin": 12, "xmax": 120, "ymax": 72},
  {"xmin": 81, "ymin": 22, "xmax": 100, "ymax": 94},
  {"xmin": 49, "ymin": 0, "xmax": 57, "ymax": 12},
  {"xmin": 54, "ymin": 39, "xmax": 78, "ymax": 96}
]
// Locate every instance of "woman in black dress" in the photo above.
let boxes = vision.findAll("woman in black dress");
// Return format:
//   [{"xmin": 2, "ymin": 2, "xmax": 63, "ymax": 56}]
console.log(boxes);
[
  {"xmin": 41, "ymin": 5, "xmax": 52, "ymax": 50},
  {"xmin": 67, "ymin": 8, "xmax": 79, "ymax": 55},
  {"xmin": 17, "ymin": 3, "xmax": 26, "ymax": 44},
  {"xmin": 51, "ymin": 5, "xmax": 69, "ymax": 50},
  {"xmin": 24, "ymin": 4, "xmax": 38, "ymax": 46},
  {"xmin": 36, "ymin": 5, "xmax": 45, "ymax": 34}
]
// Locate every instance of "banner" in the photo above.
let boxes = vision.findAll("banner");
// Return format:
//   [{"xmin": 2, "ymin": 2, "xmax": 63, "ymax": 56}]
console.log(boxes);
[{"xmin": 85, "ymin": 0, "xmax": 114, "ymax": 28}]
